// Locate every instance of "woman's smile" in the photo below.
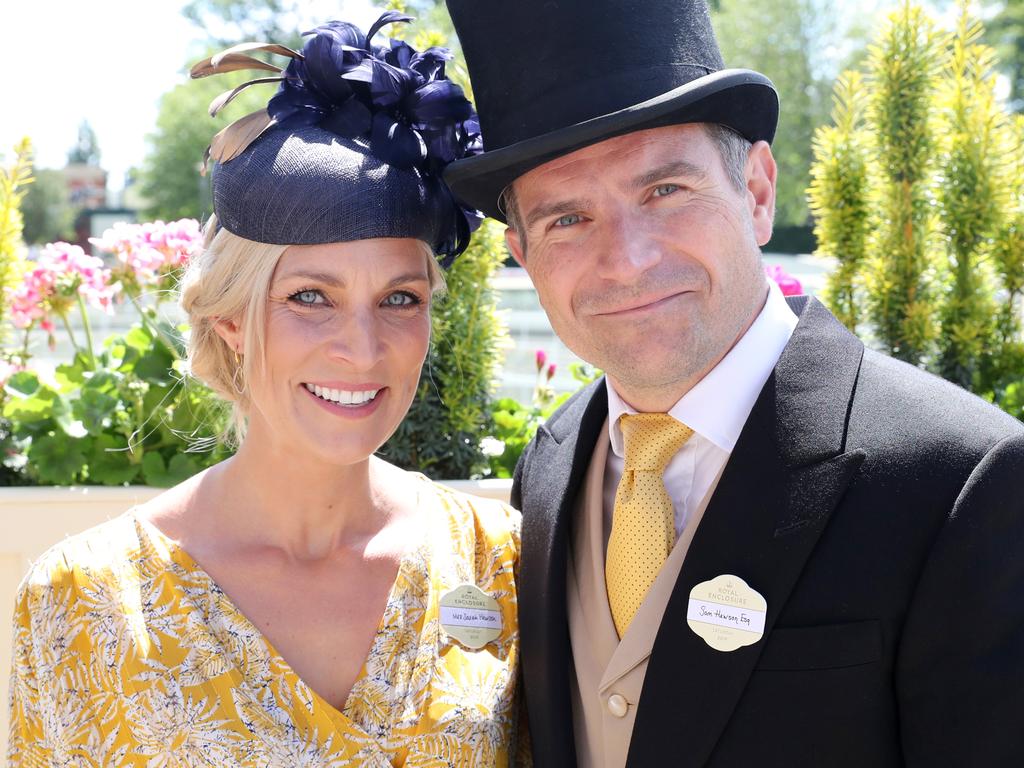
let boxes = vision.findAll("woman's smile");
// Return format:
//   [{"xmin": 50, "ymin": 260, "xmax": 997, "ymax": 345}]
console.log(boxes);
[{"xmin": 301, "ymin": 382, "xmax": 388, "ymax": 418}]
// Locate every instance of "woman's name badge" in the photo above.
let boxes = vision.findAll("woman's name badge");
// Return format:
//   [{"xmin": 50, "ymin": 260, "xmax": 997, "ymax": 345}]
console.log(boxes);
[
  {"xmin": 440, "ymin": 584, "xmax": 502, "ymax": 649},
  {"xmin": 686, "ymin": 574, "xmax": 767, "ymax": 652}
]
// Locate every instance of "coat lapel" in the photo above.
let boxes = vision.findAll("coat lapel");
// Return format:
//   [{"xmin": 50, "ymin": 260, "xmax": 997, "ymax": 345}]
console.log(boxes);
[
  {"xmin": 627, "ymin": 297, "xmax": 868, "ymax": 768},
  {"xmin": 518, "ymin": 379, "xmax": 608, "ymax": 767}
]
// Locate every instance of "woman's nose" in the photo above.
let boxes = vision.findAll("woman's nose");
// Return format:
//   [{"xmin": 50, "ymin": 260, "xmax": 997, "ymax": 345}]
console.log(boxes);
[{"xmin": 324, "ymin": 307, "xmax": 385, "ymax": 371}]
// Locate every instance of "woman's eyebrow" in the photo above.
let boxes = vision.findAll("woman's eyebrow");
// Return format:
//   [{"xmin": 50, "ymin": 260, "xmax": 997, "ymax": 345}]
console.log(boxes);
[
  {"xmin": 273, "ymin": 270, "xmax": 429, "ymax": 288},
  {"xmin": 274, "ymin": 270, "xmax": 345, "ymax": 287},
  {"xmin": 385, "ymin": 272, "xmax": 430, "ymax": 288}
]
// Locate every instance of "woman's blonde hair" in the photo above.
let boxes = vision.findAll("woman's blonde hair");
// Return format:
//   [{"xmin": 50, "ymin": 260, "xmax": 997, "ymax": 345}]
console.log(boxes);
[{"xmin": 179, "ymin": 215, "xmax": 446, "ymax": 445}]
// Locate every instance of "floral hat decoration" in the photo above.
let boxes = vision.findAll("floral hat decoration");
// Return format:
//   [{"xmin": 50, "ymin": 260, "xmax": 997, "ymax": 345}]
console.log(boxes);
[{"xmin": 190, "ymin": 11, "xmax": 483, "ymax": 265}]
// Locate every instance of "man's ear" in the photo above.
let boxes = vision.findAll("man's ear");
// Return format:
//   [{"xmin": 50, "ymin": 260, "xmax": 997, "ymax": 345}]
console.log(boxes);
[
  {"xmin": 745, "ymin": 140, "xmax": 777, "ymax": 247},
  {"xmin": 505, "ymin": 227, "xmax": 528, "ymax": 269},
  {"xmin": 213, "ymin": 316, "xmax": 244, "ymax": 355}
]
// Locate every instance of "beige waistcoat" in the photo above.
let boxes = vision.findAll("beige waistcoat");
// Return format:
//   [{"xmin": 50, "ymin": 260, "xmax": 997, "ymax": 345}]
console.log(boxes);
[{"xmin": 568, "ymin": 425, "xmax": 722, "ymax": 768}]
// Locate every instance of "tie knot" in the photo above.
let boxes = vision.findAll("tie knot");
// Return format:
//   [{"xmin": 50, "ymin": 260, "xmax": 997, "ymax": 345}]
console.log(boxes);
[{"xmin": 620, "ymin": 413, "xmax": 694, "ymax": 472}]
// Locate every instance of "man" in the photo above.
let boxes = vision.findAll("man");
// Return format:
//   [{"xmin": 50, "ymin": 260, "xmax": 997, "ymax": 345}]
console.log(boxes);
[{"xmin": 444, "ymin": 1, "xmax": 1024, "ymax": 766}]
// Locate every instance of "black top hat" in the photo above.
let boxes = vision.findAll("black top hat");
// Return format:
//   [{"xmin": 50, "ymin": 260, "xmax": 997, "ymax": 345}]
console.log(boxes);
[{"xmin": 443, "ymin": 0, "xmax": 779, "ymax": 222}]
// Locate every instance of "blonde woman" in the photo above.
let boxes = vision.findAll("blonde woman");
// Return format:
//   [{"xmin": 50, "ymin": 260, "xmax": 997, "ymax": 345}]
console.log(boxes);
[{"xmin": 9, "ymin": 13, "xmax": 523, "ymax": 767}]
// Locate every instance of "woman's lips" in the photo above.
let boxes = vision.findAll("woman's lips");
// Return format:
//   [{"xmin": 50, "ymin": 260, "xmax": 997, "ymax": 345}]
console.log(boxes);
[{"xmin": 302, "ymin": 383, "xmax": 387, "ymax": 418}]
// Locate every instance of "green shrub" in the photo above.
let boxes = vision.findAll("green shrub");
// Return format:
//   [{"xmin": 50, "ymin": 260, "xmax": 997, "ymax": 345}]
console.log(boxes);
[
  {"xmin": 808, "ymin": 72, "xmax": 871, "ymax": 332},
  {"xmin": 0, "ymin": 139, "xmax": 34, "ymax": 485},
  {"xmin": 809, "ymin": 0, "xmax": 1023, "ymax": 416},
  {"xmin": 381, "ymin": 220, "xmax": 509, "ymax": 479}
]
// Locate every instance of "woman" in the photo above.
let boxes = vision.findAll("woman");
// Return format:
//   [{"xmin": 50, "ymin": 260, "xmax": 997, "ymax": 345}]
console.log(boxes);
[{"xmin": 9, "ymin": 13, "xmax": 523, "ymax": 767}]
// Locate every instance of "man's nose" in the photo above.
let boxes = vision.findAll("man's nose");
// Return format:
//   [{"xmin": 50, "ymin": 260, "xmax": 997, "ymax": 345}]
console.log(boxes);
[{"xmin": 594, "ymin": 209, "xmax": 663, "ymax": 281}]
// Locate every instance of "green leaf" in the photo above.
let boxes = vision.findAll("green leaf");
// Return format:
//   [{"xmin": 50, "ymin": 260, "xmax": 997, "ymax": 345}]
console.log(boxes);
[
  {"xmin": 72, "ymin": 389, "xmax": 119, "ymax": 435},
  {"xmin": 54, "ymin": 352, "xmax": 92, "ymax": 390},
  {"xmin": 124, "ymin": 325, "xmax": 155, "ymax": 352},
  {"xmin": 28, "ymin": 433, "xmax": 87, "ymax": 484},
  {"xmin": 133, "ymin": 344, "xmax": 176, "ymax": 386},
  {"xmin": 83, "ymin": 369, "xmax": 122, "ymax": 394},
  {"xmin": 107, "ymin": 325, "xmax": 155, "ymax": 373},
  {"xmin": 153, "ymin": 318, "xmax": 187, "ymax": 358},
  {"xmin": 87, "ymin": 434, "xmax": 141, "ymax": 485},
  {"xmin": 3, "ymin": 385, "xmax": 59, "ymax": 425},
  {"xmin": 5, "ymin": 371, "xmax": 40, "ymax": 396},
  {"xmin": 142, "ymin": 451, "xmax": 201, "ymax": 487}
]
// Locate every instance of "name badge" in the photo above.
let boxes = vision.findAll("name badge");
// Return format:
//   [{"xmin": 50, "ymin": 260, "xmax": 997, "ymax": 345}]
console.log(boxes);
[
  {"xmin": 440, "ymin": 583, "xmax": 502, "ymax": 649},
  {"xmin": 686, "ymin": 574, "xmax": 767, "ymax": 652}
]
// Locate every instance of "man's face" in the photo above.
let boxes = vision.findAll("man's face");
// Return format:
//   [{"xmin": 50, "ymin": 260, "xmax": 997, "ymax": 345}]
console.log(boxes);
[{"xmin": 505, "ymin": 123, "xmax": 777, "ymax": 409}]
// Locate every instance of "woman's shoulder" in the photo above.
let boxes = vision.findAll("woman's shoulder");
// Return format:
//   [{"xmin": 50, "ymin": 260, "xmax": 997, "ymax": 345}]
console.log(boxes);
[
  {"xmin": 16, "ymin": 511, "xmax": 150, "ymax": 612},
  {"xmin": 407, "ymin": 475, "xmax": 520, "ymax": 561},
  {"xmin": 416, "ymin": 474, "xmax": 521, "ymax": 543}
]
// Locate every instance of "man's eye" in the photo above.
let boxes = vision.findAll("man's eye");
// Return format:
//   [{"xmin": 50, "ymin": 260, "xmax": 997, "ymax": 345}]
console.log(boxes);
[
  {"xmin": 653, "ymin": 183, "xmax": 680, "ymax": 197},
  {"xmin": 554, "ymin": 214, "xmax": 582, "ymax": 227},
  {"xmin": 289, "ymin": 289, "xmax": 325, "ymax": 306},
  {"xmin": 383, "ymin": 291, "xmax": 420, "ymax": 307}
]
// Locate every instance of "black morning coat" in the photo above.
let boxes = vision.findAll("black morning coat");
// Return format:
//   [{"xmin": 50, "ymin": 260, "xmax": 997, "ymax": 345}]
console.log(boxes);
[{"xmin": 511, "ymin": 295, "xmax": 1024, "ymax": 767}]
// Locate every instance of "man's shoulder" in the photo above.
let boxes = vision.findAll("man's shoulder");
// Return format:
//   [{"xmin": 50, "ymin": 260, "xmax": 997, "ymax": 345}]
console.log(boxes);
[
  {"xmin": 512, "ymin": 378, "xmax": 605, "ymax": 504},
  {"xmin": 852, "ymin": 347, "xmax": 1023, "ymax": 455},
  {"xmin": 543, "ymin": 378, "xmax": 606, "ymax": 434}
]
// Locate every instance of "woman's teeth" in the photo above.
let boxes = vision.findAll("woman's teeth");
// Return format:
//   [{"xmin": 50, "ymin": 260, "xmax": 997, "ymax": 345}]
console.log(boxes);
[{"xmin": 305, "ymin": 383, "xmax": 380, "ymax": 406}]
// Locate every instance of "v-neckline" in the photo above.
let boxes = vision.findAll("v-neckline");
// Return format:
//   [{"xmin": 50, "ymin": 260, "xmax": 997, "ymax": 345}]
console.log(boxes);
[{"xmin": 127, "ymin": 480, "xmax": 436, "ymax": 734}]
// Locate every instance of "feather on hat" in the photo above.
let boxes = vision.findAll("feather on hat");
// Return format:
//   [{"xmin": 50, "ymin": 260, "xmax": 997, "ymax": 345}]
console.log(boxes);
[{"xmin": 191, "ymin": 12, "xmax": 483, "ymax": 264}]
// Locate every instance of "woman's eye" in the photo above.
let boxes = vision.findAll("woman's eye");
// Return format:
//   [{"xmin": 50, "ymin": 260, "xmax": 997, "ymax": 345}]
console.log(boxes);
[
  {"xmin": 383, "ymin": 291, "xmax": 420, "ymax": 307},
  {"xmin": 653, "ymin": 183, "xmax": 680, "ymax": 198},
  {"xmin": 554, "ymin": 213, "xmax": 582, "ymax": 228},
  {"xmin": 290, "ymin": 289, "xmax": 325, "ymax": 306}
]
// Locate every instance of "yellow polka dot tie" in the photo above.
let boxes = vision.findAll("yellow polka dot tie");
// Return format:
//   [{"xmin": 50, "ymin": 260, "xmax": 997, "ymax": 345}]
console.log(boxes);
[{"xmin": 606, "ymin": 413, "xmax": 694, "ymax": 638}]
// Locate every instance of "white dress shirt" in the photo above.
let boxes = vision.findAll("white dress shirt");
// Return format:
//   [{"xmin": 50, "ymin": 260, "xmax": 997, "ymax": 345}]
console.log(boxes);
[{"xmin": 603, "ymin": 281, "xmax": 798, "ymax": 541}]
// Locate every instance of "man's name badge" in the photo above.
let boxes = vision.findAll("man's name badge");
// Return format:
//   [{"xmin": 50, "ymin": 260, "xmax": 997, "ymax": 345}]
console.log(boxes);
[
  {"xmin": 440, "ymin": 584, "xmax": 502, "ymax": 650},
  {"xmin": 686, "ymin": 574, "xmax": 767, "ymax": 652}
]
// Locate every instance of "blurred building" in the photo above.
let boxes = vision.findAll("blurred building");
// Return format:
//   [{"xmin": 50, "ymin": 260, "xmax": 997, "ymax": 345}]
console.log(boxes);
[{"xmin": 63, "ymin": 163, "xmax": 108, "ymax": 210}]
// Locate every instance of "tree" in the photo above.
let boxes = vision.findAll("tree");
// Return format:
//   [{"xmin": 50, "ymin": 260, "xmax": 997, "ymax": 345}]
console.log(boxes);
[
  {"xmin": 139, "ymin": 66, "xmax": 269, "ymax": 222},
  {"xmin": 986, "ymin": 0, "xmax": 1024, "ymax": 112},
  {"xmin": 179, "ymin": 0, "xmax": 450, "ymax": 49},
  {"xmin": 713, "ymin": 0, "xmax": 834, "ymax": 226},
  {"xmin": 934, "ymin": 9, "xmax": 1006, "ymax": 387},
  {"xmin": 863, "ymin": 1, "xmax": 941, "ymax": 364},
  {"xmin": 807, "ymin": 72, "xmax": 871, "ymax": 332},
  {"xmin": 808, "ymin": 1, "xmax": 1023, "ymax": 416},
  {"xmin": 67, "ymin": 120, "xmax": 101, "ymax": 166},
  {"xmin": 182, "ymin": 0, "xmax": 303, "ymax": 48},
  {"xmin": 20, "ymin": 168, "xmax": 74, "ymax": 245}
]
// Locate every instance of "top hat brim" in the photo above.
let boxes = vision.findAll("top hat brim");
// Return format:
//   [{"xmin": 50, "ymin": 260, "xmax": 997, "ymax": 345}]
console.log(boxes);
[{"xmin": 444, "ymin": 69, "xmax": 778, "ymax": 223}]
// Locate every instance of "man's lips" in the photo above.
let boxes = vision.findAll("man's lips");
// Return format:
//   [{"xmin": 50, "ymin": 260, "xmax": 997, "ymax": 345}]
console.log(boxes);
[{"xmin": 591, "ymin": 290, "xmax": 692, "ymax": 317}]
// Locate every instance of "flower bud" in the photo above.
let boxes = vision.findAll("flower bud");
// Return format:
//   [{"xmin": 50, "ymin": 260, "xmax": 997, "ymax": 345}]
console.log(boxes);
[{"xmin": 535, "ymin": 348, "xmax": 547, "ymax": 372}]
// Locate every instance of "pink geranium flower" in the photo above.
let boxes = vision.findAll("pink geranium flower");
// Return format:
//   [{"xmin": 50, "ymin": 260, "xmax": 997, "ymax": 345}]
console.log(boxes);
[
  {"xmin": 7, "ymin": 242, "xmax": 115, "ymax": 330},
  {"xmin": 90, "ymin": 218, "xmax": 202, "ymax": 296},
  {"xmin": 765, "ymin": 264, "xmax": 803, "ymax": 296}
]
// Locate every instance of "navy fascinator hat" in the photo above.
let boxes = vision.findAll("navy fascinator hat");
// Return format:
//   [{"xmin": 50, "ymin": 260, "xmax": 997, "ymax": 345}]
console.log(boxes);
[{"xmin": 191, "ymin": 11, "xmax": 483, "ymax": 265}]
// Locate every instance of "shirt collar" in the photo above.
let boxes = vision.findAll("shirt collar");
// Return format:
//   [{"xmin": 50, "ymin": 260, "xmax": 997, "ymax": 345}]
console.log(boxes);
[{"xmin": 607, "ymin": 280, "xmax": 798, "ymax": 456}]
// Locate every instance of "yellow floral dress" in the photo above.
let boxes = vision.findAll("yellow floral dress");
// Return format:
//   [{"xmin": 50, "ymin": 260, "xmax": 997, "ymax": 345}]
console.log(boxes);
[{"xmin": 8, "ymin": 477, "xmax": 523, "ymax": 767}]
